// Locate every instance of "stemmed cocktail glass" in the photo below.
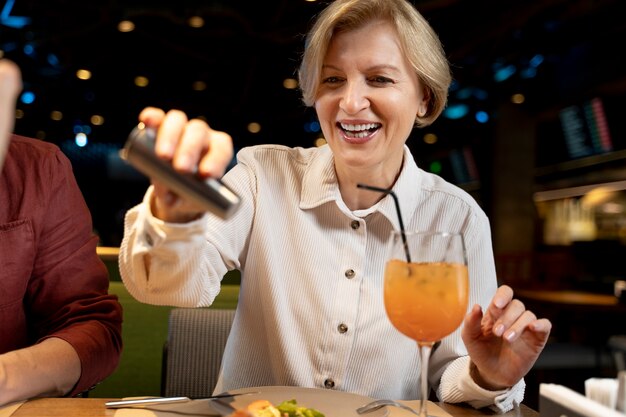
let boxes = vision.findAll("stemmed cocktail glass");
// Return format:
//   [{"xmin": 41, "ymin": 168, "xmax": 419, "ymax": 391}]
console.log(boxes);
[
  {"xmin": 384, "ymin": 230, "xmax": 469, "ymax": 417},
  {"xmin": 357, "ymin": 183, "xmax": 469, "ymax": 417}
]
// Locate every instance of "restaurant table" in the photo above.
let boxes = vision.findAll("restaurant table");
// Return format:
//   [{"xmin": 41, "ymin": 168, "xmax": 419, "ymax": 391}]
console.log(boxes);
[
  {"xmin": 515, "ymin": 289, "xmax": 625, "ymax": 309},
  {"xmin": 515, "ymin": 288, "xmax": 626, "ymax": 410},
  {"xmin": 4, "ymin": 397, "xmax": 539, "ymax": 417},
  {"xmin": 516, "ymin": 288, "xmax": 626, "ymax": 342}
]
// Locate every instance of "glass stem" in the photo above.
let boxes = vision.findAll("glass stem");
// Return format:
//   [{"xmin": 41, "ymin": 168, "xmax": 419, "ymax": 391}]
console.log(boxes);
[{"xmin": 417, "ymin": 341, "xmax": 434, "ymax": 417}]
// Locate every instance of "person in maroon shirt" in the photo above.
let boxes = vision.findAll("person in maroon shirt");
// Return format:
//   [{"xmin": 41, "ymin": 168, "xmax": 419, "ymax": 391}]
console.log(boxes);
[{"xmin": 0, "ymin": 60, "xmax": 123, "ymax": 405}]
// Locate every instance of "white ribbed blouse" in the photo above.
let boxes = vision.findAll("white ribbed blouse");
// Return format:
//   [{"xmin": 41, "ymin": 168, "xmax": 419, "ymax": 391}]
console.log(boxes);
[{"xmin": 119, "ymin": 144, "xmax": 524, "ymax": 412}]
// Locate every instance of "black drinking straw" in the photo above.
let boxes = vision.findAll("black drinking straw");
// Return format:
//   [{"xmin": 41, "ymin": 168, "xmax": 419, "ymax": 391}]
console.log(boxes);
[{"xmin": 357, "ymin": 183, "xmax": 411, "ymax": 263}]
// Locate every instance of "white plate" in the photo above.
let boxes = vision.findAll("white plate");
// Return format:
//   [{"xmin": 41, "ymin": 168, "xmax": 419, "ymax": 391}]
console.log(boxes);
[{"xmin": 210, "ymin": 386, "xmax": 389, "ymax": 417}]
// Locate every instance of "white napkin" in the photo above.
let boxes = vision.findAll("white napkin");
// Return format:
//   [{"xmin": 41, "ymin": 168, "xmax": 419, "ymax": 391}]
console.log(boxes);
[
  {"xmin": 540, "ymin": 383, "xmax": 625, "ymax": 417},
  {"xmin": 585, "ymin": 377, "xmax": 619, "ymax": 410},
  {"xmin": 617, "ymin": 371, "xmax": 626, "ymax": 412}
]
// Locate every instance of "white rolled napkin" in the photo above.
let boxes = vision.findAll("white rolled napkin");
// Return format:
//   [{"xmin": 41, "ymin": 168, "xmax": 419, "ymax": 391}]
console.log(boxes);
[
  {"xmin": 585, "ymin": 377, "xmax": 619, "ymax": 410},
  {"xmin": 617, "ymin": 371, "xmax": 626, "ymax": 412},
  {"xmin": 540, "ymin": 383, "xmax": 625, "ymax": 417}
]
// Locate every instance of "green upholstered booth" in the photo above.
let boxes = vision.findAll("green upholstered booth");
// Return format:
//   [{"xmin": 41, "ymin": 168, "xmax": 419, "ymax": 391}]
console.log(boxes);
[{"xmin": 89, "ymin": 269, "xmax": 240, "ymax": 398}]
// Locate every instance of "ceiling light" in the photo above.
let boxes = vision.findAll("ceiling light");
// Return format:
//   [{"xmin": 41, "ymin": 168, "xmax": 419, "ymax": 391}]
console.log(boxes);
[
  {"xmin": 188, "ymin": 16, "xmax": 204, "ymax": 28},
  {"xmin": 134, "ymin": 76, "xmax": 149, "ymax": 87},
  {"xmin": 247, "ymin": 122, "xmax": 261, "ymax": 134},
  {"xmin": 283, "ymin": 78, "xmax": 298, "ymax": 89},
  {"xmin": 511, "ymin": 93, "xmax": 525, "ymax": 104},
  {"xmin": 118, "ymin": 20, "xmax": 135, "ymax": 32},
  {"xmin": 76, "ymin": 69, "xmax": 91, "ymax": 80}
]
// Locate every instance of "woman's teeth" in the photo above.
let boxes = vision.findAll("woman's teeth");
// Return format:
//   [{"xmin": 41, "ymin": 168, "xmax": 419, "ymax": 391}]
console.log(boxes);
[{"xmin": 339, "ymin": 122, "xmax": 381, "ymax": 138}]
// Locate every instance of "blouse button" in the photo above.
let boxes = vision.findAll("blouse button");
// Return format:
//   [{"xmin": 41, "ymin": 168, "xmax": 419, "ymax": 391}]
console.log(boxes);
[
  {"xmin": 344, "ymin": 269, "xmax": 355, "ymax": 279},
  {"xmin": 324, "ymin": 378, "xmax": 335, "ymax": 389},
  {"xmin": 337, "ymin": 323, "xmax": 348, "ymax": 334},
  {"xmin": 350, "ymin": 220, "xmax": 360, "ymax": 230}
]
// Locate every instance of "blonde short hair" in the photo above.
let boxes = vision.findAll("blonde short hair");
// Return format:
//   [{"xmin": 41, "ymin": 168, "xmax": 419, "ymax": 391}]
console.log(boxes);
[{"xmin": 298, "ymin": 0, "xmax": 451, "ymax": 127}]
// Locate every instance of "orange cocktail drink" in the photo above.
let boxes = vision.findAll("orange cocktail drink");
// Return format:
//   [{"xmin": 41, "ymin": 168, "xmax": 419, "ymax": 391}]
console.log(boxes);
[{"xmin": 384, "ymin": 260, "xmax": 469, "ymax": 343}]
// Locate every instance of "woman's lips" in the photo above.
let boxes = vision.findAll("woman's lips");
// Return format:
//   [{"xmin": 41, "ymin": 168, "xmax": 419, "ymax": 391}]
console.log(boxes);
[{"xmin": 337, "ymin": 122, "xmax": 381, "ymax": 143}]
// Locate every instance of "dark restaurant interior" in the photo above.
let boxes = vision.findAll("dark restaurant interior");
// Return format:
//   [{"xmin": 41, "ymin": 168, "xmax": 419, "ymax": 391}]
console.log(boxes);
[{"xmin": 2, "ymin": 0, "xmax": 626, "ymax": 410}]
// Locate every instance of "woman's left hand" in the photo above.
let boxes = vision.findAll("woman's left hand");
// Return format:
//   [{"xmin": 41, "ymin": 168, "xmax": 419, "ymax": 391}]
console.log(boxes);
[{"xmin": 461, "ymin": 285, "xmax": 552, "ymax": 390}]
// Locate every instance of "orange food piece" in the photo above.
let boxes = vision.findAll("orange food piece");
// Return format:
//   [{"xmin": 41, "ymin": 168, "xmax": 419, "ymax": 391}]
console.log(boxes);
[
  {"xmin": 246, "ymin": 400, "xmax": 274, "ymax": 412},
  {"xmin": 227, "ymin": 410, "xmax": 253, "ymax": 417}
]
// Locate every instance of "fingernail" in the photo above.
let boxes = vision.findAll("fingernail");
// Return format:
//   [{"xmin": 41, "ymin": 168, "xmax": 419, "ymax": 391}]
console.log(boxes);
[
  {"xmin": 494, "ymin": 324, "xmax": 505, "ymax": 336},
  {"xmin": 200, "ymin": 162, "xmax": 215, "ymax": 177},
  {"xmin": 505, "ymin": 330, "xmax": 516, "ymax": 341}
]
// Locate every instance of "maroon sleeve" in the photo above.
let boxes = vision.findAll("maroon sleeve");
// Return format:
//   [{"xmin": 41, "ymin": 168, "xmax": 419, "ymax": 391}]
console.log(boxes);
[{"xmin": 24, "ymin": 145, "xmax": 123, "ymax": 396}]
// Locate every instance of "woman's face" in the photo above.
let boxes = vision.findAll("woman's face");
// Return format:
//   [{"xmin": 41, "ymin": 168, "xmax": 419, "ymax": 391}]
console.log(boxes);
[{"xmin": 315, "ymin": 19, "xmax": 427, "ymax": 176}]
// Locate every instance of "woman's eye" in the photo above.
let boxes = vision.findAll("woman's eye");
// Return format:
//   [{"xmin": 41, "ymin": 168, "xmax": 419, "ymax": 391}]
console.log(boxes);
[
  {"xmin": 369, "ymin": 76, "xmax": 394, "ymax": 84},
  {"xmin": 322, "ymin": 76, "xmax": 342, "ymax": 84}
]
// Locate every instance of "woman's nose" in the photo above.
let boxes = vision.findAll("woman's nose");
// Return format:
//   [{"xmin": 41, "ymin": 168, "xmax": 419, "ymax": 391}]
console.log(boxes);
[{"xmin": 339, "ymin": 81, "xmax": 369, "ymax": 115}]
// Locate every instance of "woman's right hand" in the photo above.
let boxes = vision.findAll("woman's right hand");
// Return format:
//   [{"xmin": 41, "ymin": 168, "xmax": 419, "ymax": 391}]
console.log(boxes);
[{"xmin": 139, "ymin": 107, "xmax": 234, "ymax": 223}]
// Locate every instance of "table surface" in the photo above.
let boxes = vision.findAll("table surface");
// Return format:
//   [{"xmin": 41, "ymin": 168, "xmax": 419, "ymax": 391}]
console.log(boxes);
[
  {"xmin": 6, "ymin": 397, "xmax": 539, "ymax": 417},
  {"xmin": 516, "ymin": 288, "xmax": 622, "ymax": 306}
]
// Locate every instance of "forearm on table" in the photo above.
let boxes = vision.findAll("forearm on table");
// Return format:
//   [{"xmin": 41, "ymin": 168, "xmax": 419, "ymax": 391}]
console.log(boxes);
[{"xmin": 0, "ymin": 337, "xmax": 81, "ymax": 406}]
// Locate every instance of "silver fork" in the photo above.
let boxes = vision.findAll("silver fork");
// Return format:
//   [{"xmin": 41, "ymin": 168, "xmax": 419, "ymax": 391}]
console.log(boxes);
[{"xmin": 356, "ymin": 399, "xmax": 420, "ymax": 416}]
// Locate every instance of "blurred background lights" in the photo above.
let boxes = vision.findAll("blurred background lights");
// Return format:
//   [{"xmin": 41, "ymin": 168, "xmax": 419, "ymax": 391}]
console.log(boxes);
[
  {"xmin": 247, "ymin": 122, "xmax": 261, "ymax": 133},
  {"xmin": 511, "ymin": 93, "xmax": 525, "ymax": 104},
  {"xmin": 529, "ymin": 54, "xmax": 544, "ymax": 67},
  {"xmin": 73, "ymin": 124, "xmax": 91, "ymax": 134},
  {"xmin": 475, "ymin": 111, "xmax": 489, "ymax": 123},
  {"xmin": 0, "ymin": 0, "xmax": 31, "ymax": 28},
  {"xmin": 90, "ymin": 115, "xmax": 105, "ymax": 125},
  {"xmin": 423, "ymin": 133, "xmax": 438, "ymax": 145},
  {"xmin": 0, "ymin": 42, "xmax": 17, "ymax": 53},
  {"xmin": 429, "ymin": 160, "xmax": 443, "ymax": 174},
  {"xmin": 23, "ymin": 43, "xmax": 35, "ymax": 56},
  {"xmin": 117, "ymin": 20, "xmax": 135, "ymax": 32},
  {"xmin": 47, "ymin": 53, "xmax": 60, "ymax": 66},
  {"xmin": 50, "ymin": 110, "xmax": 63, "ymax": 121},
  {"xmin": 76, "ymin": 69, "xmax": 91, "ymax": 80},
  {"xmin": 192, "ymin": 80, "xmax": 207, "ymax": 91},
  {"xmin": 20, "ymin": 90, "xmax": 35, "ymax": 104},
  {"xmin": 473, "ymin": 88, "xmax": 488, "ymax": 100},
  {"xmin": 283, "ymin": 78, "xmax": 298, "ymax": 89},
  {"xmin": 134, "ymin": 76, "xmax": 149, "ymax": 87},
  {"xmin": 314, "ymin": 137, "xmax": 326, "ymax": 147},
  {"xmin": 303, "ymin": 120, "xmax": 320, "ymax": 133},
  {"xmin": 520, "ymin": 67, "xmax": 537, "ymax": 79},
  {"xmin": 456, "ymin": 87, "xmax": 472, "ymax": 100},
  {"xmin": 188, "ymin": 16, "xmax": 204, "ymax": 28},
  {"xmin": 443, "ymin": 103, "xmax": 469, "ymax": 120},
  {"xmin": 75, "ymin": 132, "xmax": 88, "ymax": 147},
  {"xmin": 493, "ymin": 64, "xmax": 516, "ymax": 82}
]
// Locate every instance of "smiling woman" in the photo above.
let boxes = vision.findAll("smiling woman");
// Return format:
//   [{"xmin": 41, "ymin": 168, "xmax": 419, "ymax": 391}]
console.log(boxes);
[
  {"xmin": 116, "ymin": 0, "xmax": 552, "ymax": 414},
  {"xmin": 312, "ymin": 19, "xmax": 427, "ymax": 201}
]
